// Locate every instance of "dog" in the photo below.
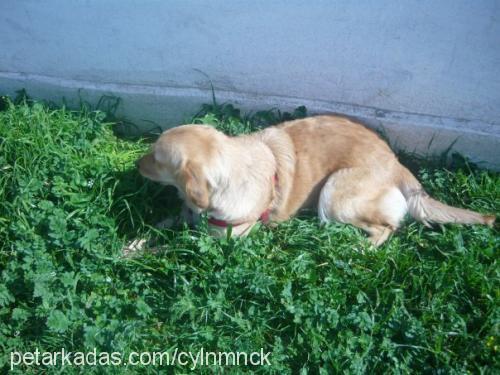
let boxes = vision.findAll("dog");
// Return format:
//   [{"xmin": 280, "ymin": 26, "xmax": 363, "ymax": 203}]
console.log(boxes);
[{"xmin": 137, "ymin": 115, "xmax": 495, "ymax": 245}]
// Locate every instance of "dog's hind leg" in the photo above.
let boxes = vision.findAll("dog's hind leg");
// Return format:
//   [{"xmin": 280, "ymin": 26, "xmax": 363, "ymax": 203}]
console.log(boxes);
[{"xmin": 318, "ymin": 168, "xmax": 407, "ymax": 246}]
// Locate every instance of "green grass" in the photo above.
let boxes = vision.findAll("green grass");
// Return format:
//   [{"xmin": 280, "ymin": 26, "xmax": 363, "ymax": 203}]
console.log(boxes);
[{"xmin": 0, "ymin": 97, "xmax": 498, "ymax": 374}]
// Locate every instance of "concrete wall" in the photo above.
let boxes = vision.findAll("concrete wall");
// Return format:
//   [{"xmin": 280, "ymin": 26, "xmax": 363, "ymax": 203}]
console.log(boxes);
[{"xmin": 1, "ymin": 1, "xmax": 499, "ymax": 168}]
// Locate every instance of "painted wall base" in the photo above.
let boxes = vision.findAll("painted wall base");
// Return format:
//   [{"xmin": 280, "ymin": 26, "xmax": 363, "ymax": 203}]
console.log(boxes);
[{"xmin": 1, "ymin": 72, "xmax": 499, "ymax": 170}]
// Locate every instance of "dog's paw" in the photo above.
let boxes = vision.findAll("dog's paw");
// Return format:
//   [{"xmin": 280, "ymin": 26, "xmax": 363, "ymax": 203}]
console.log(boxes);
[
  {"xmin": 121, "ymin": 238, "xmax": 148, "ymax": 257},
  {"xmin": 155, "ymin": 217, "xmax": 176, "ymax": 229}
]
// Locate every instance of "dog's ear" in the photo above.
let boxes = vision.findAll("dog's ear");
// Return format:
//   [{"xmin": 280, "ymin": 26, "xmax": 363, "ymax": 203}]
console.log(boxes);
[{"xmin": 178, "ymin": 161, "xmax": 210, "ymax": 210}]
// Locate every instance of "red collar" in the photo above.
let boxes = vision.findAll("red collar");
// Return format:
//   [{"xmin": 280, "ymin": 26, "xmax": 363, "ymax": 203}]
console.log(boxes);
[{"xmin": 207, "ymin": 174, "xmax": 278, "ymax": 228}]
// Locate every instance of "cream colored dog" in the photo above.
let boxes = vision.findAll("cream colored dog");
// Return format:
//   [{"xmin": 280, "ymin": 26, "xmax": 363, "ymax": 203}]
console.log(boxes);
[{"xmin": 137, "ymin": 116, "xmax": 495, "ymax": 245}]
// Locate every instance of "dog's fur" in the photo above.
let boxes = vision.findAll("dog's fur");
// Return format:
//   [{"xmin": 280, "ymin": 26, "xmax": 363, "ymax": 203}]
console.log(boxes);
[{"xmin": 138, "ymin": 116, "xmax": 495, "ymax": 245}]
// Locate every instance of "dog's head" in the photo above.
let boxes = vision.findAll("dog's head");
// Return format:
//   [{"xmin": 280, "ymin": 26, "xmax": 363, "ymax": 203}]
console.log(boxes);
[
  {"xmin": 137, "ymin": 124, "xmax": 276, "ymax": 236},
  {"xmin": 137, "ymin": 125, "xmax": 223, "ymax": 213}
]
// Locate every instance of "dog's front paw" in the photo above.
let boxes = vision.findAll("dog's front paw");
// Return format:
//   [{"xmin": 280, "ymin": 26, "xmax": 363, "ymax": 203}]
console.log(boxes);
[
  {"xmin": 121, "ymin": 238, "xmax": 148, "ymax": 257},
  {"xmin": 155, "ymin": 217, "xmax": 176, "ymax": 229}
]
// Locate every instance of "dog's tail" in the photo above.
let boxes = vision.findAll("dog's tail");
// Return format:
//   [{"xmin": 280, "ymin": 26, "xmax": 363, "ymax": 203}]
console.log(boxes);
[{"xmin": 398, "ymin": 167, "xmax": 495, "ymax": 227}]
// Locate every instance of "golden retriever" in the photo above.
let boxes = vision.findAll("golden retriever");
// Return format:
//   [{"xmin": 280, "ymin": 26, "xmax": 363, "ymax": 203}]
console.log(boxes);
[{"xmin": 137, "ymin": 116, "xmax": 495, "ymax": 245}]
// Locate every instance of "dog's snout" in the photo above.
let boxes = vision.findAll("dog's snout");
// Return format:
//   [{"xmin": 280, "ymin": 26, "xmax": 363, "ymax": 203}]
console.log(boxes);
[
  {"xmin": 136, "ymin": 155, "xmax": 149, "ymax": 170},
  {"xmin": 136, "ymin": 153, "xmax": 161, "ymax": 181}
]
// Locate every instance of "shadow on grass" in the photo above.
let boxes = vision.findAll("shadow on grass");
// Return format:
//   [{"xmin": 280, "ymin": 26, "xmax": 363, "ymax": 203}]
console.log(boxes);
[{"xmin": 110, "ymin": 167, "xmax": 183, "ymax": 240}]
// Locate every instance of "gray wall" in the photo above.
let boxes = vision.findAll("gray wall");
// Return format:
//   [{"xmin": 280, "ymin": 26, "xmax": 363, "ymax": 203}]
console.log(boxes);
[{"xmin": 1, "ymin": 1, "xmax": 499, "ymax": 168}]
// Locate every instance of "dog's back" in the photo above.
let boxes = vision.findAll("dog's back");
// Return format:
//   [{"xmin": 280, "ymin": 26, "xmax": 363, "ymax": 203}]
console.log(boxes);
[{"xmin": 271, "ymin": 115, "xmax": 400, "ymax": 217}]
